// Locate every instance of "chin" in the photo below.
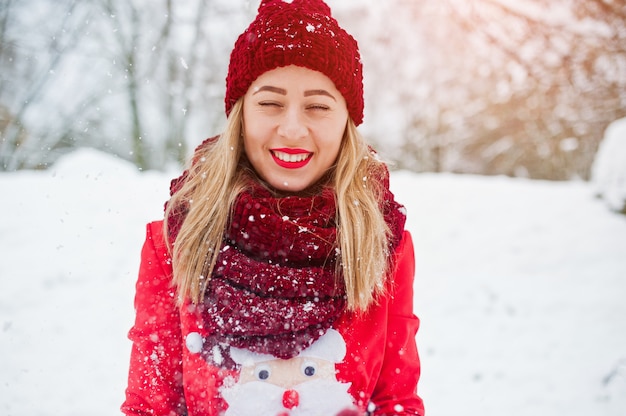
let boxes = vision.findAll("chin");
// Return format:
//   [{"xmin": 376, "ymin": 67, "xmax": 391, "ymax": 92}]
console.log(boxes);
[{"xmin": 265, "ymin": 177, "xmax": 317, "ymax": 195}]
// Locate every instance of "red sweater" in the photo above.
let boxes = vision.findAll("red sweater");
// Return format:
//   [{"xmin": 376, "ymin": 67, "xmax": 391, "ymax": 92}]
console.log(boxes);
[{"xmin": 122, "ymin": 220, "xmax": 424, "ymax": 415}]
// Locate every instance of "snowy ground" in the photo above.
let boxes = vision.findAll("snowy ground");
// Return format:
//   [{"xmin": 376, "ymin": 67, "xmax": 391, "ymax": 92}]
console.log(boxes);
[{"xmin": 1, "ymin": 149, "xmax": 625, "ymax": 416}]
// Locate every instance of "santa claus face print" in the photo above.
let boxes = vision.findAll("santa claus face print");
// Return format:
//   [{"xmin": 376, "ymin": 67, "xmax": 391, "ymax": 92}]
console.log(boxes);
[
  {"xmin": 237, "ymin": 356, "xmax": 335, "ymax": 388},
  {"xmin": 242, "ymin": 65, "xmax": 349, "ymax": 193},
  {"xmin": 220, "ymin": 377, "xmax": 355, "ymax": 416},
  {"xmin": 220, "ymin": 329, "xmax": 358, "ymax": 416}
]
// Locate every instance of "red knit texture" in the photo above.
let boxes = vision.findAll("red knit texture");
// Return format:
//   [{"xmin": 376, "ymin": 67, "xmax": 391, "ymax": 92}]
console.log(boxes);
[{"xmin": 225, "ymin": 0, "xmax": 364, "ymax": 125}]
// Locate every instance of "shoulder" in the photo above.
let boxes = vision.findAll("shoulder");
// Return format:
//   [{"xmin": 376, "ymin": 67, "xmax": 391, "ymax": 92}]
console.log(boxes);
[
  {"xmin": 146, "ymin": 220, "xmax": 166, "ymax": 246},
  {"xmin": 134, "ymin": 221, "xmax": 177, "ymax": 321},
  {"xmin": 394, "ymin": 230, "xmax": 414, "ymax": 261},
  {"xmin": 141, "ymin": 220, "xmax": 171, "ymax": 270}
]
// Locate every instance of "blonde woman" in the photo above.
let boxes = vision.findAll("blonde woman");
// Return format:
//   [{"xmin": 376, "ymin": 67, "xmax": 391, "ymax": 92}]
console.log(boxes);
[{"xmin": 122, "ymin": 1, "xmax": 424, "ymax": 415}]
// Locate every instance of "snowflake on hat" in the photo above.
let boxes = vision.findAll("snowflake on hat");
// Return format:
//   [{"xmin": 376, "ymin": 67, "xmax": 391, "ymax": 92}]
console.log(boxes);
[{"xmin": 216, "ymin": 329, "xmax": 360, "ymax": 416}]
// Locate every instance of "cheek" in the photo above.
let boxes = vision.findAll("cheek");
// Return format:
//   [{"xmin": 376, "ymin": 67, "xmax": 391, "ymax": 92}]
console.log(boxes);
[
  {"xmin": 324, "ymin": 130, "xmax": 344, "ymax": 161},
  {"xmin": 242, "ymin": 129, "xmax": 265, "ymax": 156},
  {"xmin": 243, "ymin": 103, "xmax": 273, "ymax": 131},
  {"xmin": 242, "ymin": 118, "xmax": 273, "ymax": 153},
  {"xmin": 237, "ymin": 367, "xmax": 258, "ymax": 384},
  {"xmin": 327, "ymin": 120, "xmax": 347, "ymax": 150}
]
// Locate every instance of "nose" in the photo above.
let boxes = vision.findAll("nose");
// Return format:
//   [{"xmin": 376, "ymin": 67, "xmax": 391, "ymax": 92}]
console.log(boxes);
[
  {"xmin": 282, "ymin": 389, "xmax": 300, "ymax": 410},
  {"xmin": 277, "ymin": 108, "xmax": 307, "ymax": 140}
]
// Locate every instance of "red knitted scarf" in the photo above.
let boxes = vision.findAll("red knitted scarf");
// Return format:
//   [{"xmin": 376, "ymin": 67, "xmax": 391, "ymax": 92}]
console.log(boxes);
[
  {"xmin": 204, "ymin": 185, "xmax": 345, "ymax": 361},
  {"xmin": 167, "ymin": 160, "xmax": 406, "ymax": 365}
]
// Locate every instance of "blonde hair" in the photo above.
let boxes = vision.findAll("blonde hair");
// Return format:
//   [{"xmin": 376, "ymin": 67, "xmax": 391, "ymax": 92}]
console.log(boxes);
[{"xmin": 164, "ymin": 99, "xmax": 392, "ymax": 312}]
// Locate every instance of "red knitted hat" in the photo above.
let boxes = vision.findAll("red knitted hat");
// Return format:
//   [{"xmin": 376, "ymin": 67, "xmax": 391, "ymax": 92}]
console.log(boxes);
[{"xmin": 225, "ymin": 0, "xmax": 364, "ymax": 125}]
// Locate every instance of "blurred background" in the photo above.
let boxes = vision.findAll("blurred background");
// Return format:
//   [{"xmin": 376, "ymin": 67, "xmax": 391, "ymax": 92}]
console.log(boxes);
[
  {"xmin": 1, "ymin": 0, "xmax": 625, "ymax": 180},
  {"xmin": 2, "ymin": 2, "xmax": 626, "ymax": 414}
]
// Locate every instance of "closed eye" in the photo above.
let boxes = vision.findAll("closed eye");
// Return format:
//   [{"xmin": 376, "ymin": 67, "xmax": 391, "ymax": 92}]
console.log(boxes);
[
  {"xmin": 259, "ymin": 101, "xmax": 282, "ymax": 108},
  {"xmin": 307, "ymin": 104, "xmax": 330, "ymax": 111}
]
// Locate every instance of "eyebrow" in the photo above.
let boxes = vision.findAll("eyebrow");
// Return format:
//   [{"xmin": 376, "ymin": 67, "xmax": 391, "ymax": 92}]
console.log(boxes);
[
  {"xmin": 304, "ymin": 89, "xmax": 336, "ymax": 101},
  {"xmin": 253, "ymin": 86, "xmax": 287, "ymax": 95},
  {"xmin": 253, "ymin": 86, "xmax": 336, "ymax": 101}
]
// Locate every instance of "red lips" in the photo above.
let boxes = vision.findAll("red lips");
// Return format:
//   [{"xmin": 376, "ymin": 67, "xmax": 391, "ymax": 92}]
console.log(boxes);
[{"xmin": 271, "ymin": 148, "xmax": 312, "ymax": 169}]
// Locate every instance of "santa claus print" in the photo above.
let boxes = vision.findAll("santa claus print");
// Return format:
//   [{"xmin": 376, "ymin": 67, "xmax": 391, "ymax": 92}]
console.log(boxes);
[{"xmin": 219, "ymin": 329, "xmax": 359, "ymax": 416}]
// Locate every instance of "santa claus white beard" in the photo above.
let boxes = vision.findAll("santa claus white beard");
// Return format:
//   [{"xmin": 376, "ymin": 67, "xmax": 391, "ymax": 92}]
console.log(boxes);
[{"xmin": 220, "ymin": 378, "xmax": 356, "ymax": 416}]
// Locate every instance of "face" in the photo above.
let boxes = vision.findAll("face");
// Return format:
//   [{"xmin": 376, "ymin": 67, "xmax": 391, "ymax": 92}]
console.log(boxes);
[
  {"xmin": 237, "ymin": 356, "xmax": 336, "ymax": 389},
  {"xmin": 242, "ymin": 65, "xmax": 349, "ymax": 192}
]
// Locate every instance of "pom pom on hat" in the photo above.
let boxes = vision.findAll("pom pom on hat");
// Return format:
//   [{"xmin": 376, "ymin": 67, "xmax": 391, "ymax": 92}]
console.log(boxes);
[{"xmin": 225, "ymin": 0, "xmax": 364, "ymax": 125}]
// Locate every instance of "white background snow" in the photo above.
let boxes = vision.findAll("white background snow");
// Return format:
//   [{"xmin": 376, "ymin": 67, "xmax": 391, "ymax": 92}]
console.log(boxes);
[{"xmin": 1, "ymin": 149, "xmax": 625, "ymax": 415}]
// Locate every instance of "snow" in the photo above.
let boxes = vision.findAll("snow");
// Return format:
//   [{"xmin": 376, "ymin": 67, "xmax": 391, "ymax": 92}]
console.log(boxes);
[
  {"xmin": 1, "ymin": 148, "xmax": 626, "ymax": 415},
  {"xmin": 592, "ymin": 117, "xmax": 626, "ymax": 213}
]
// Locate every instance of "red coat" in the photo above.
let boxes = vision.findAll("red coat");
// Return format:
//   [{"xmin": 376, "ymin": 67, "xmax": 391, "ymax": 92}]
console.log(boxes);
[{"xmin": 122, "ymin": 220, "xmax": 424, "ymax": 416}]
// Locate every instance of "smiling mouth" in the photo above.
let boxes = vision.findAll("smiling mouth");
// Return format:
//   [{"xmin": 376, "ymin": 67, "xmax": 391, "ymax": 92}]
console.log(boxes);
[{"xmin": 271, "ymin": 149, "xmax": 312, "ymax": 169}]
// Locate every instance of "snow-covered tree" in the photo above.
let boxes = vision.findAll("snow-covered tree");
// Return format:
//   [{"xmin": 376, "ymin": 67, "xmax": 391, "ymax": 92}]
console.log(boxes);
[
  {"xmin": 373, "ymin": 0, "xmax": 626, "ymax": 180},
  {"xmin": 1, "ymin": 0, "xmax": 624, "ymax": 179},
  {"xmin": 0, "ymin": 0, "xmax": 93, "ymax": 170},
  {"xmin": 0, "ymin": 0, "xmax": 254, "ymax": 171},
  {"xmin": 592, "ymin": 117, "xmax": 626, "ymax": 213}
]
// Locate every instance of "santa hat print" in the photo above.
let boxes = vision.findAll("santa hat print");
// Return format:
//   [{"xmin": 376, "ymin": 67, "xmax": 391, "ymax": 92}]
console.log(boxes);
[
  {"xmin": 225, "ymin": 0, "xmax": 364, "ymax": 125},
  {"xmin": 230, "ymin": 329, "xmax": 347, "ymax": 366}
]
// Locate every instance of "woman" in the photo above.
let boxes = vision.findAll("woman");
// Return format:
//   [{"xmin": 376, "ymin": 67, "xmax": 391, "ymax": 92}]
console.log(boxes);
[{"xmin": 121, "ymin": 0, "xmax": 424, "ymax": 415}]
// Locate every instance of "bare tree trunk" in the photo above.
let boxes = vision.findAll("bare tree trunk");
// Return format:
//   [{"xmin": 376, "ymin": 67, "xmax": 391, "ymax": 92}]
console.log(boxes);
[
  {"xmin": 126, "ymin": 5, "xmax": 147, "ymax": 170},
  {"xmin": 0, "ymin": 0, "xmax": 81, "ymax": 170}
]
